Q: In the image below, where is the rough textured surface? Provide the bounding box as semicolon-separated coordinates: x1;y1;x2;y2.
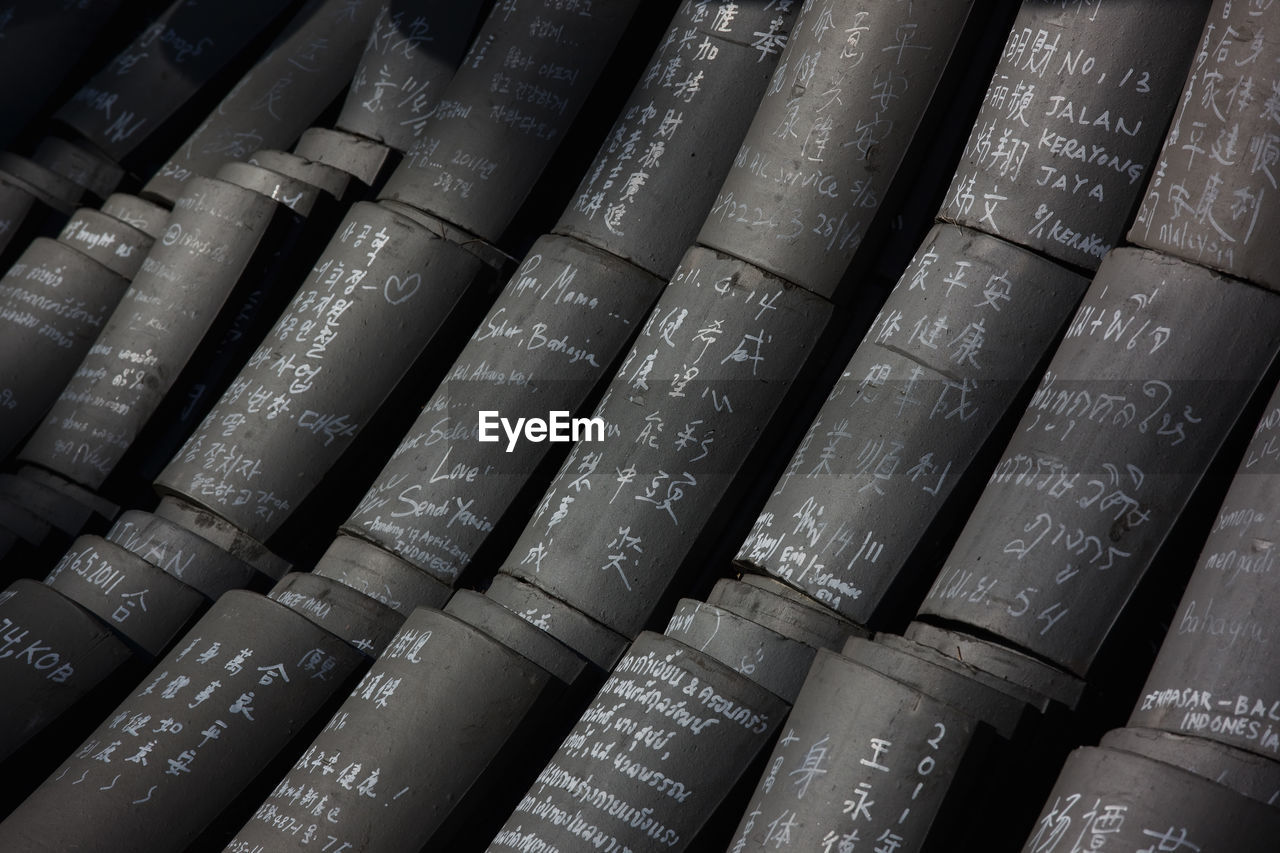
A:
52;0;297;162
841;635;1025;738
483;572;630;672
268;571;404;655
101;194;171;241
1129;382;1280;760
106;509;257;600
0;591;365;853
44;535;205;657
918;249;1280;674
698;0;976;297
292;127;398;187
142;0;385;205
0;239;130;457
377;0;643;241
225;606;555;853
312;532;452;616
1129;1;1280;290
487;631;789;853
1020;746;1280;852
707;577;862;652
502;247;833;637
342;233;664;584
663;597;818;702
555;0;799;278
1101;726;1280;807
937;0;1208;270
735;223;1088;624
445;589;585;685
725;649;978;853
155;201;485;539
334;0;488;153
151;495;289;580
18;176;280;488
0;578;132;762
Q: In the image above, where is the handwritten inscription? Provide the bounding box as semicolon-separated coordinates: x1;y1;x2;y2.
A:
382;0;649;243
336;1;481;152
491;635;783;853
344;236;661;583
226;609;545;852
56;0;298;157
156;204;480;540
1131;1;1280;284
919;249;1280;670
701;0;973;295
60;216;146;269
0;614;77;683
726;655;967;853
565;0;796;246
938;0;1202;267
155;0;380;196
160;208;396;530
502;247;830;635
350;7;439;132
107;518;197;581
19;181;274;489
0;248;118;445
1129;385;1280;756
1136;682;1280;755
234;625;433;853
1025;748;1241;853
8;595;359;852
736;225;1085;622
397;0;607;194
